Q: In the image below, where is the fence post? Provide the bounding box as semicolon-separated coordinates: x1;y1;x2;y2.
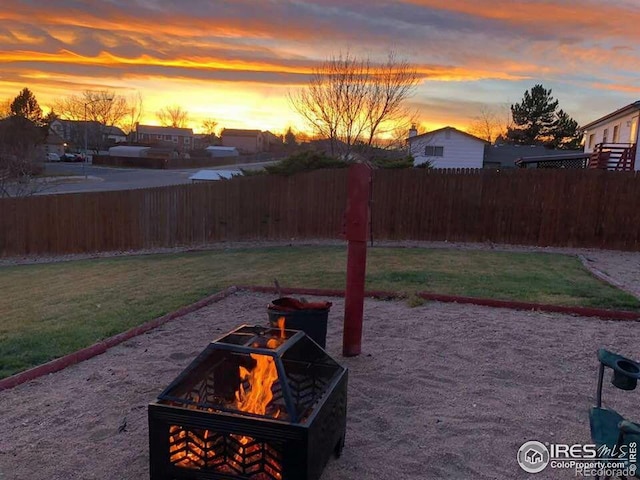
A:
343;163;372;357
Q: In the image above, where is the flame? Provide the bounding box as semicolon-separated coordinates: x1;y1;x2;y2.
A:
266;317;287;349
167;340;284;476
235;353;278;416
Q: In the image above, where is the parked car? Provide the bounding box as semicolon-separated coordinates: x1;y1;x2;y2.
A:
61;153;79;162
46;152;61;162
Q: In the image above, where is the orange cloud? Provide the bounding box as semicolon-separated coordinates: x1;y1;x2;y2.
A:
0;46;534;86
0;49;312;74
591;82;640;94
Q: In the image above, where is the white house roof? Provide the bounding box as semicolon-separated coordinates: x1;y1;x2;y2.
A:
189;169;241;181
407;126;487;144
581;100;640;130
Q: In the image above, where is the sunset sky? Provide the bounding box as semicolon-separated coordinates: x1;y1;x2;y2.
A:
1;0;640;135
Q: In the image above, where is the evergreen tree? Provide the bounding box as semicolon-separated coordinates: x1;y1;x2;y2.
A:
284;127;296;146
506;84;581;149
551;109;582;149
10;88;43;125
507;84;558;145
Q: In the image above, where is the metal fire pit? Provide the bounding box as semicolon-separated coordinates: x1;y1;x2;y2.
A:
148;325;348;480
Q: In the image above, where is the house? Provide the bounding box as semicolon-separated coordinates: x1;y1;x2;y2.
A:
43;130;66;158
132;124;194;151
104;126;127;144
581;101;640;170
50;119;101;151
50;120;126;151
408;126;487;169
262;131;283;150
221;129;283;154
221;129;264;154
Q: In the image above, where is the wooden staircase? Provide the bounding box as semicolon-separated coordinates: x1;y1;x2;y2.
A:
588;143;636;171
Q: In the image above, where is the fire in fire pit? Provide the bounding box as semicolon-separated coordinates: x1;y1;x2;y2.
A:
148;324;348;480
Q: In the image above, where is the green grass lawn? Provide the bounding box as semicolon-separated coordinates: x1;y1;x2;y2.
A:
1;246;638;378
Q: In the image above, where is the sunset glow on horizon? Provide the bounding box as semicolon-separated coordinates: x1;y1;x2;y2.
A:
2;0;640;135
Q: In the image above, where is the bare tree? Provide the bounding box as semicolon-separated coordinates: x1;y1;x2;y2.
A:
467;104;512;144
120;91;144;135
364;54;420;146
56;90;128;125
374;117;415;150
289;52;420;157
55;90;130;151
156;105;190;128
200;118;218;135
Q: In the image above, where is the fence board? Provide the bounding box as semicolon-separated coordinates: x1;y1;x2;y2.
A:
2;169;640;256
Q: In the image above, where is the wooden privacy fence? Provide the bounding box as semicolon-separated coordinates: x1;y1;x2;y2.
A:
0;169;349;256
2;168;640;256
371;168;640;249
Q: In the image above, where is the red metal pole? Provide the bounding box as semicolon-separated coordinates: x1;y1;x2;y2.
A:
343;163;372;357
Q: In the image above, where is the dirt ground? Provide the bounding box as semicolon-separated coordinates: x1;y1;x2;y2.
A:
1;288;640;479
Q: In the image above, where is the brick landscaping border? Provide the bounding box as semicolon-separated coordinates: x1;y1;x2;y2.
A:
415;292;640;321
2;283;639;393
240;285;640;322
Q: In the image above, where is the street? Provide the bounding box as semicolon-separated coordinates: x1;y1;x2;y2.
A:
38;160;276;195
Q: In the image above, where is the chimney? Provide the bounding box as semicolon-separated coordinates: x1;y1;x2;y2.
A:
409;124;418;138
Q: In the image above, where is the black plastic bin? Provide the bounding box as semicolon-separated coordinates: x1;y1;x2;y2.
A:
267;299;331;349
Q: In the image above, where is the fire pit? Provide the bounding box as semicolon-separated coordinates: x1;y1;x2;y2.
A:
148;324;348;480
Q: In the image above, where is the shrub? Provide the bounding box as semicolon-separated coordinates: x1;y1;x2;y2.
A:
263;150;348;176
371;155;414;169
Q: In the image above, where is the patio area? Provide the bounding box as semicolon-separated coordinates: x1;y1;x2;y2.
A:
0;291;638;479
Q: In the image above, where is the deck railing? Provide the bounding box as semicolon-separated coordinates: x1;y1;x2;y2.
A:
588;143;636;171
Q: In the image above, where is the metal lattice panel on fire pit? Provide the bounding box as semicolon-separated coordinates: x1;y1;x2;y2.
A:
157;325;341;422
149;325;348;480
168;425;282;479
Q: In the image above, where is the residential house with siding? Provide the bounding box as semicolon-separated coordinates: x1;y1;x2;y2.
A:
133;124;194;151
50;120;128;151
221;129;264;154
581;101;640;170
221;129;283;154
408;126;488;169
43;130;66;158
